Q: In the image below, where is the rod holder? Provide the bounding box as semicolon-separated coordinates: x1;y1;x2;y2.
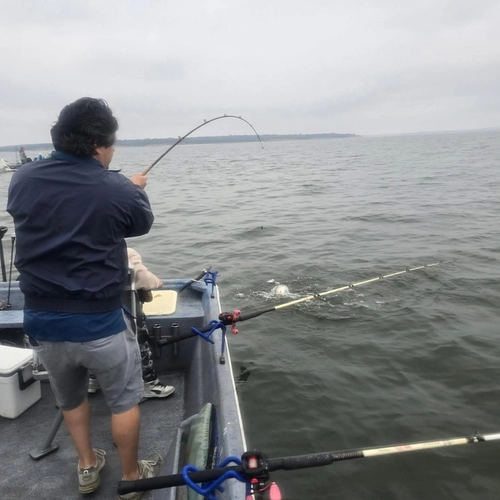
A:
170;323;179;357
153;324;162;358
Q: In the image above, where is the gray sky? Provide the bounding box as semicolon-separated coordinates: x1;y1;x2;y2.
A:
1;0;499;145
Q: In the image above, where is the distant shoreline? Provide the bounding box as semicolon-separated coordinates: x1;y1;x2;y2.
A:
0;132;357;152
1;127;498;152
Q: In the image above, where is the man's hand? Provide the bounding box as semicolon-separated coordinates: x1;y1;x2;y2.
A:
130;173;147;189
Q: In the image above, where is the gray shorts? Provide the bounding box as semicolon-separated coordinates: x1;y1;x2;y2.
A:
29;312;143;414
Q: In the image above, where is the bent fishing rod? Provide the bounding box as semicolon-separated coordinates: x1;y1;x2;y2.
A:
117;429;500;495
142;115;264;175
162;261;447;345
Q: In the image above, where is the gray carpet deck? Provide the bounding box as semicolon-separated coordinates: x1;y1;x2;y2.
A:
0;371;186;500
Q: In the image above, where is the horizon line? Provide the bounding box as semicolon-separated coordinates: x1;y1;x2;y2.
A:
0;126;498;151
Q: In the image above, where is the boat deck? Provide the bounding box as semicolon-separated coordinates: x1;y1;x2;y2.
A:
0;280;247;500
0;368;187;500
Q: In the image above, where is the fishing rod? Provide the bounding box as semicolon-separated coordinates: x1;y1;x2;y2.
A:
239;261;444;317
142;115;264;175
117;429;500;495
162;261;446;345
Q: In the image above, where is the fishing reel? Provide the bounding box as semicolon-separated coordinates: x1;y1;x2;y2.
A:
179;450;281;500
241;451;282;499
218;310;241;334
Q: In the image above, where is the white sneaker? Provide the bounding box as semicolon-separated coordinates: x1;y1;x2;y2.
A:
143;379;175;398
88;375;100;394
78;448;106;494
118;453;163;500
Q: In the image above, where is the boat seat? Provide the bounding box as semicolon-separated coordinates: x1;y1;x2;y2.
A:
0;310;24;329
142;290;177;316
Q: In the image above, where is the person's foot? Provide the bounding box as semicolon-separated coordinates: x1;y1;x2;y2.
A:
143;379;175;398
119;453;163;500
88;375;100;394
78;448;106;494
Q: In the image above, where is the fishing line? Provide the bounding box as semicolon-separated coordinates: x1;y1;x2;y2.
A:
142;115;264;175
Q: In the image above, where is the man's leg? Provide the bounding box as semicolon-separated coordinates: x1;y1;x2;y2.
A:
84;313;150;480
28;340;97;469
62;397;96;468
112;405;141;480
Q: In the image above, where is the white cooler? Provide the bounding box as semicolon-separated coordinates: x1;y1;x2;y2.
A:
0;345;41;419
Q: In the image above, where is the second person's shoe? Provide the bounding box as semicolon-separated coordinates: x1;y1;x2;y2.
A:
143;379;175;398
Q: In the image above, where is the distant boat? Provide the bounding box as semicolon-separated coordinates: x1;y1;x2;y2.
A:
0;158;21;172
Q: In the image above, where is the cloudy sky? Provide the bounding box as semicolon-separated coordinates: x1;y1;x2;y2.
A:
1;0;499;145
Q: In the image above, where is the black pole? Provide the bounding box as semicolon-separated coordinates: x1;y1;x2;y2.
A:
0;227;7;282
6;234;15;308
178;268;210;295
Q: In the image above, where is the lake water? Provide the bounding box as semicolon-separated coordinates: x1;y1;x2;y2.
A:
1;131;499;499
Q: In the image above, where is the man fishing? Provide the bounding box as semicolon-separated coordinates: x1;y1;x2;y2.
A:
7;97;162;499
19;146;29;164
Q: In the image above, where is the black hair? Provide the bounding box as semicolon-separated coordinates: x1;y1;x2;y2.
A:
50;97;118;157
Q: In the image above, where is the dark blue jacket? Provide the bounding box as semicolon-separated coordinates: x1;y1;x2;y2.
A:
7;152;154;313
